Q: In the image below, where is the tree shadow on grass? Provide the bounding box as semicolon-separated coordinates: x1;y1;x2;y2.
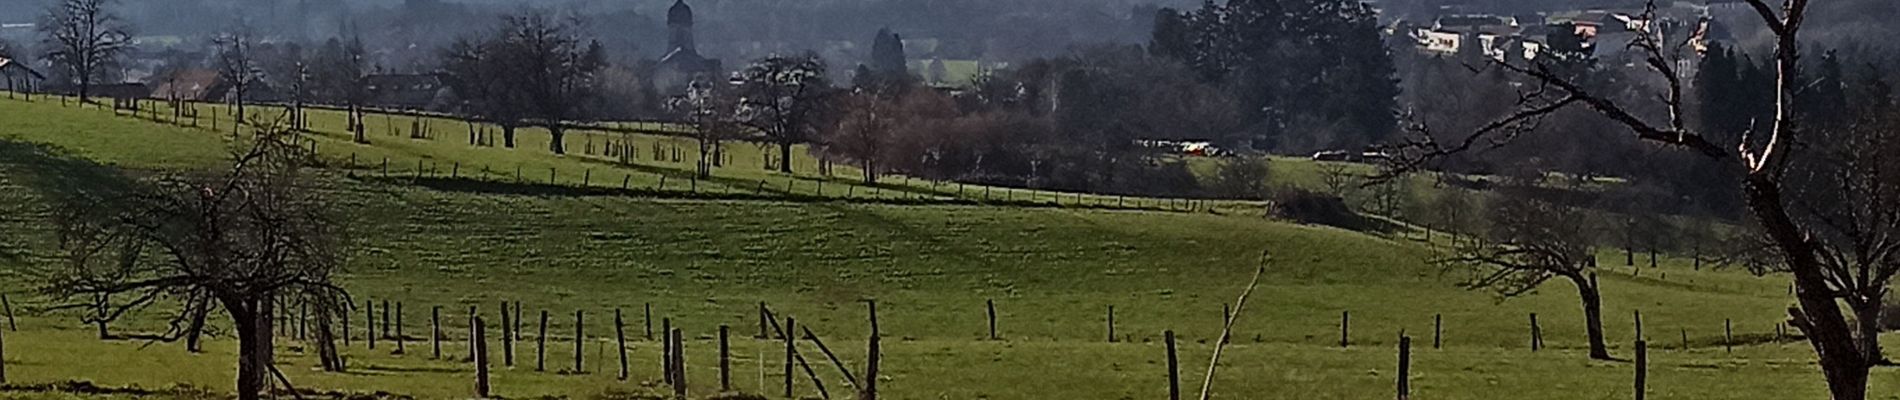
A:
0;139;143;207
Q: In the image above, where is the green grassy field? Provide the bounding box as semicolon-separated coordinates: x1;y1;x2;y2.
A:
0;94;1892;399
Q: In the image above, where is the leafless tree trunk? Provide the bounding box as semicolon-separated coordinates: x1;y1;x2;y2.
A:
1384;1;1894;397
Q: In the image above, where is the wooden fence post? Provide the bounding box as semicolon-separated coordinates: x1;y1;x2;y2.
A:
432;306;442;359
868;300;880;337
673;327;688;400
575;310;585;373
616;309;629;381
862;332;880;400
537;310;548;372
1166;330;1180;400
1341;311;1351;348
784;317;797;398
1398;334;1411;400
645;303;654;341
1107;305;1116;343
475;316;490;398
1634;309;1644;340
663;317;674;384
1530;313;1543;351
720;325;732;392
395;302;405;354
467;306;478;361
1681;328;1689;350
1724;319;1732;353
1433;314;1442;349
3;294;14;331
987;299;998;341
366;300;376;349
382;300;391;340
502;301;513;366
1635;340;1648;400
1222;303;1232;345
0;322;7;384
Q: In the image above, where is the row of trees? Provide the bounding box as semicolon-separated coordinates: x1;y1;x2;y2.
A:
438;12;607;154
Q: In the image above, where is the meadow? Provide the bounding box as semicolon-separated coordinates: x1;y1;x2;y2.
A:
0;94;1890;399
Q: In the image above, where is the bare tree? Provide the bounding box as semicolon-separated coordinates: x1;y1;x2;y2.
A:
46;120;349;400
826;87;900;185
736;54;833;174
670;79;741;179
38;0;132;104
1384;1;1900;397
1437;179;1612;360
214;25;262;138
311;37;369;143
441;12;603;154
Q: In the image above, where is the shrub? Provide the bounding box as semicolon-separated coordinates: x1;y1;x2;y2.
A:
1272;189;1381;232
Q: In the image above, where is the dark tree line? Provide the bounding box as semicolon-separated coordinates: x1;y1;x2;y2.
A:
1151;0;1400;153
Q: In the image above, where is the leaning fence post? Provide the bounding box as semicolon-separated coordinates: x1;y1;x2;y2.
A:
987;299;998;340
862;331;880;400
1724;319;1732;353
1166;330;1180;400
868;300;880;337
2;294;14;331
616;309;629;381
1222;303;1232;345
1397;333;1412;400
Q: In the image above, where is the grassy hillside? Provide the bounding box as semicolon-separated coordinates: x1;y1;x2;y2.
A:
0;94;1885;399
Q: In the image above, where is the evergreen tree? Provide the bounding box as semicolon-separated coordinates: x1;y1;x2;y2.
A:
871;28;907;78
1148;7;1191;62
1171;0;1398;151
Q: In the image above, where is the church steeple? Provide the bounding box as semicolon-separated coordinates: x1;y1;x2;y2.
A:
667;0;696;53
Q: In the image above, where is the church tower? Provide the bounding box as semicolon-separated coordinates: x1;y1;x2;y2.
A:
668;0;697;54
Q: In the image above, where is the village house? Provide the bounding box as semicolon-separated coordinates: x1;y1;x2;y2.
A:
0;56;45;94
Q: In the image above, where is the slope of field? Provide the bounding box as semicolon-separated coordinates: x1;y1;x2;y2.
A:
0;94;1887;399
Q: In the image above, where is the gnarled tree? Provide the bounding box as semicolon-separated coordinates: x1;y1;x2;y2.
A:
1437;178;1611;360
38;0;131;104
46;122;349;400
735;54;832;174
1384;1;1900;398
